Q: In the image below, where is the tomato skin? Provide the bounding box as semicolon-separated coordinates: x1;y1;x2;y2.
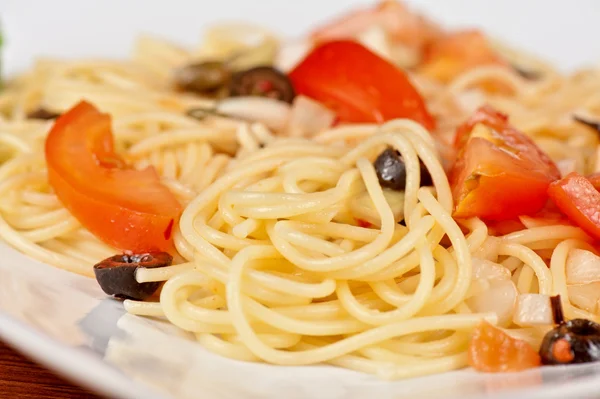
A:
469;321;541;372
486;219;526;236
45;101;182;253
548;172;600;240
289;40;436;130
311;0;441;52
420;30;506;84
450;106;560;220
587;172;600;192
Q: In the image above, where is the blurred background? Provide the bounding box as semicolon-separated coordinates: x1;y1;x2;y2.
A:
2;0;600;75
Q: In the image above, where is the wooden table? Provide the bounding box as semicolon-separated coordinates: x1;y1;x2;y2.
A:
0;340;104;399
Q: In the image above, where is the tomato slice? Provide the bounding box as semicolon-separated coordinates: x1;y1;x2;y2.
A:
45;101;182;253
548;172;600;240
450;106;560;220
288;40;436;130
420;30;506;84
310;0;441;52
468;321;541;372
587;172;600;192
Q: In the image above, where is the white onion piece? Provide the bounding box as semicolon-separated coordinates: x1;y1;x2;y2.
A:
472;258;511;281
390;43;421;69
455;90;486;114
513;294;553;326
466;279;491;299
286;96;336;138
566;248;600;285
466;279;518;326
556;158;577;177
567;282;600;313
275;40;312;72
216;97;291;131
357;26;393;61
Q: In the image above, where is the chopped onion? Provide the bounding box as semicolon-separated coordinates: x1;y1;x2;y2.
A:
390;43;421;69
216;97;291;131
566;248;600;284
275;40;312;72
466;279;518;326
513;294;553;326
357;26;393;61
471;258;511;281
567;282;600;313
455;90;486;114
556;158;577;177
286;96;336;138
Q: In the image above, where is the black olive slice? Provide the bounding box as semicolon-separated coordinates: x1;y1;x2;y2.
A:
27;108;60;120
419;162;433;187
550;294;565;325
539;319;600;365
174;61;231;94
374;148;433;191
512;64;542;80
229;66;295;103
574;115;600;136
93;252;173;300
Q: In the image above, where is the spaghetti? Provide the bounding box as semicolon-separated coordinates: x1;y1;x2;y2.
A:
1;0;600;379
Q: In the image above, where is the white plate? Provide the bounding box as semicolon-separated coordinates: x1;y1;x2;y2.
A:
2;1;600;398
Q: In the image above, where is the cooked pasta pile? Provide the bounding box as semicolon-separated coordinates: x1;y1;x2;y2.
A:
2;1;600;379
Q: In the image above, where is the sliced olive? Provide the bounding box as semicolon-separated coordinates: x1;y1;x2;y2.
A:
574;115;600;136
539;319;600;365
27;108;60;120
93;252;173;300
229;66;295;103
551;294;565;325
174;61;231;94
512;64;541;80
374;148;433;191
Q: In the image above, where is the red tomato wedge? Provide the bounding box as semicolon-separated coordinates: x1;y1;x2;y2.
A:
449;106;560;220
311;0;441;52
420;30;506;84
587;172;600;192
288;40;436;130
45;101;182;253
468;321;541;372
548;172;600;240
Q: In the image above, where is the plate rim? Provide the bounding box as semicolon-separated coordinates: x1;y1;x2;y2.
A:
0;309;168;399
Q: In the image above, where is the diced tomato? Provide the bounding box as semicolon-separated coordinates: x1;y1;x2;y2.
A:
468;321;541;372
449;106;560;220
420;30;506;84
311;0;441;52
289;40;435;130
548;172;600;240
45;101;182;253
